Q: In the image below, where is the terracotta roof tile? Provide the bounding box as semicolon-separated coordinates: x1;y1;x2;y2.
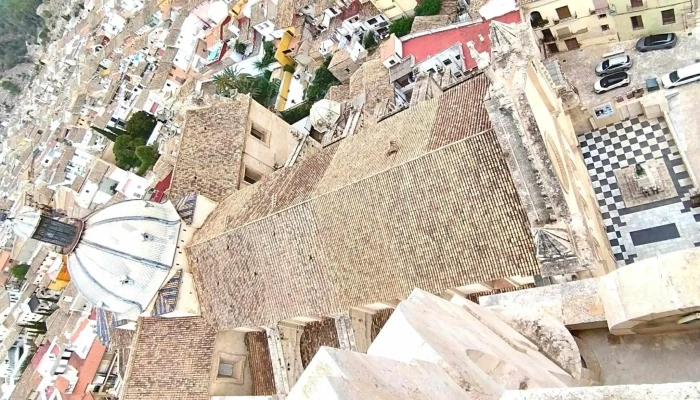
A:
187;75;540;330
299;318;339;368
348;59;393;118
169;97;251;202
122;317;216;400
245;332;276;396
410;15;452;34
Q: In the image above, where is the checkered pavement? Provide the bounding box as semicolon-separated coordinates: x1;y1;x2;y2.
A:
578;116;681;264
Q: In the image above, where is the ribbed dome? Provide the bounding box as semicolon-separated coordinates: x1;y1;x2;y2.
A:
9;207;41;240
67;200;181;315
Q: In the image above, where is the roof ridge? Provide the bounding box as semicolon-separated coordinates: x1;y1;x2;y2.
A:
191;127;495;247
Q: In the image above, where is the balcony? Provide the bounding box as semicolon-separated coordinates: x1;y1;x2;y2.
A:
627;1;647;12
590;6;609;15
552;12;577;26
531;18;550;29
558;27;589;40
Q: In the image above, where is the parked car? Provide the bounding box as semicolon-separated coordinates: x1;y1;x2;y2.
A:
636;33;677;52
661;62;700;88
595;55;632;76
594;72;630;94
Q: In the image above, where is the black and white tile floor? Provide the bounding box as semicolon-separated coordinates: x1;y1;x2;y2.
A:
579;116;699;265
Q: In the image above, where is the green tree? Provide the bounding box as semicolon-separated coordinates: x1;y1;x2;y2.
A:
0;80;20;95
135;145;159;176
11;263;29;280
389;18;414;37
113;135;145;170
213;67;281;107
414;0;441;16
363;31;377;50
125;111;157;140
214;67;253;96
281;102;312;124
305;57;340;102
91;126;118;142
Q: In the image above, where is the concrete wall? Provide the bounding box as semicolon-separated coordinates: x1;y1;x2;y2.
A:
240;101;297;186
609;0;693;41
525;0;619;52
598;247;700;335
574;328;700;385
526;59;617;275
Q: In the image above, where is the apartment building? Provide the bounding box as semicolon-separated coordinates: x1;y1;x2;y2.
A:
523;0;620;54
608;0;693;40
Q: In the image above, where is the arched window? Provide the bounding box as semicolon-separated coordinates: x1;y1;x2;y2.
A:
530;11;546;28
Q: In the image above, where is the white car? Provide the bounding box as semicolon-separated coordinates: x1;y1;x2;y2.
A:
661;62;700;88
594;72;630;94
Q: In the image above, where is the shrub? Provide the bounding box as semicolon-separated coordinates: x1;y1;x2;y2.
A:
12;264;29;280
305;57;340;102
389;18;414;37
415;0;441;16
363;30;378;49
234;40;247;54
281;102;312;124
283;63;296;74
0;80;20;95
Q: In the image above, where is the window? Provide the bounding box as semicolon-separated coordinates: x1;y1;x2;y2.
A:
555;6;572;20
243;167;263;185
630;15;644;30
442;59;452;65
598;14;607;19
601;24;610;31
661;9;675;25
630;0;643;8
250;126;268;143
388;59;396;65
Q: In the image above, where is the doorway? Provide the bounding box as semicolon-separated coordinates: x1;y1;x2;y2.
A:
565;38;580;50
547;43;559;54
542;28;555;42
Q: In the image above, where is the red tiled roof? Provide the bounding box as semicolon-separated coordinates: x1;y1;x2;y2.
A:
401;11;521;69
150;171;173;202
70;340;107;399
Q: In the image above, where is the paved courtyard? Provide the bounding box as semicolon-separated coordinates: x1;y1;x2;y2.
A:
555;33;700;108
579;115;700;266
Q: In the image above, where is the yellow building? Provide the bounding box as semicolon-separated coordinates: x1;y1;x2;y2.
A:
369;0;417;21
608;0;693;40
524;0;619;54
48;257;71;291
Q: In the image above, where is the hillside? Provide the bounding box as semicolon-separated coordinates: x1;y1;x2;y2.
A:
0;0;43;72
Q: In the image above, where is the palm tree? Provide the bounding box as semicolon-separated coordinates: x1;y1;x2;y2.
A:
253;59;268;72
213;67;253;95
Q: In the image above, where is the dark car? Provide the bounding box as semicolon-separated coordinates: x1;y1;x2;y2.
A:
636;33;677;52
594;71;630;94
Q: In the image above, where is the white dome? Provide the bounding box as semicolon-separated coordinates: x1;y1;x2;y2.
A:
310;99;342;133
67;200;182;314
